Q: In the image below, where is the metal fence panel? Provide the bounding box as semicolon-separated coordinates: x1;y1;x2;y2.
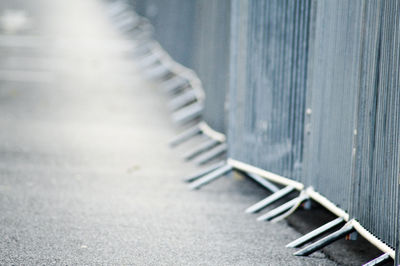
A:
132;0;229;134
132;0;196;68
351;0;400;250
191;0;231;134
302;0;363;211
130;0;400;258
228;0;311;181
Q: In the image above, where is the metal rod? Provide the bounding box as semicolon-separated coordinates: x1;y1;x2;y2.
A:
143;64;170;80
245;186;295;213
294;221;355;256
168;90;197;111
244;172;280;193
183;161;226;182
161;76;189;94
189;164;233;190
269;192;309;223
171;102;203;125
183;139;219;161
168;124;201;147
137;52;161;69
362;253;391;266
194;143;227;165
198;122;226;142
257;195;307;222
286;217;345;248
228;159;304;190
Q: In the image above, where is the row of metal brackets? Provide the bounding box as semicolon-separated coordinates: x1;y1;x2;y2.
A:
108;2;229;164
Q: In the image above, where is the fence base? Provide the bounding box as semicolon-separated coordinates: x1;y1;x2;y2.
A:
286;217;345;248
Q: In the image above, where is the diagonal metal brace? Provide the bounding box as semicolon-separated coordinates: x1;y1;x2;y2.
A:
362;253;391;266
172;102;203;125
286;217;345;248
193;143;227;165
183;139;220;161
168;90;197;111
169;124;201;147
294;220;355;256
245;186;295;214
257;192;309;222
143;64;170;80
161;76;189;94
183;161;226;182
244;172;280;193
189;164;232;190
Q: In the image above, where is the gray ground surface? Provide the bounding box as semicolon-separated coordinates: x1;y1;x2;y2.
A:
0;0;369;265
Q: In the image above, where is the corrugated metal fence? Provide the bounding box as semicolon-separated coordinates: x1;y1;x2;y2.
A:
228;0;310;182
112;0;400;263
132;0;229;134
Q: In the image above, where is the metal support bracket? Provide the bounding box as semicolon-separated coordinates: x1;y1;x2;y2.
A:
294;220;355;256
193;143;227;165
168;90;197;111
161;75;189;94
245;186;295;213
362;253;391;266
143;63;170;80
189;164;233;190
171;102;203;125
183;161;226;182
286;217;345;248
244;172;280;193
183;139;220;161
169;124;201;147
257;192;309;222
137;52;161;69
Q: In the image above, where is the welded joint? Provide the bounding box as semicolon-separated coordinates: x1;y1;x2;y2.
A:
269;190;310;223
256;190;309;222
198;122;226;142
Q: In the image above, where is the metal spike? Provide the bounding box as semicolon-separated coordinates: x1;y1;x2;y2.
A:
294;221;355;256
183;161;226;182
189;164;233;190
286;217;345;248
245;186;295;213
